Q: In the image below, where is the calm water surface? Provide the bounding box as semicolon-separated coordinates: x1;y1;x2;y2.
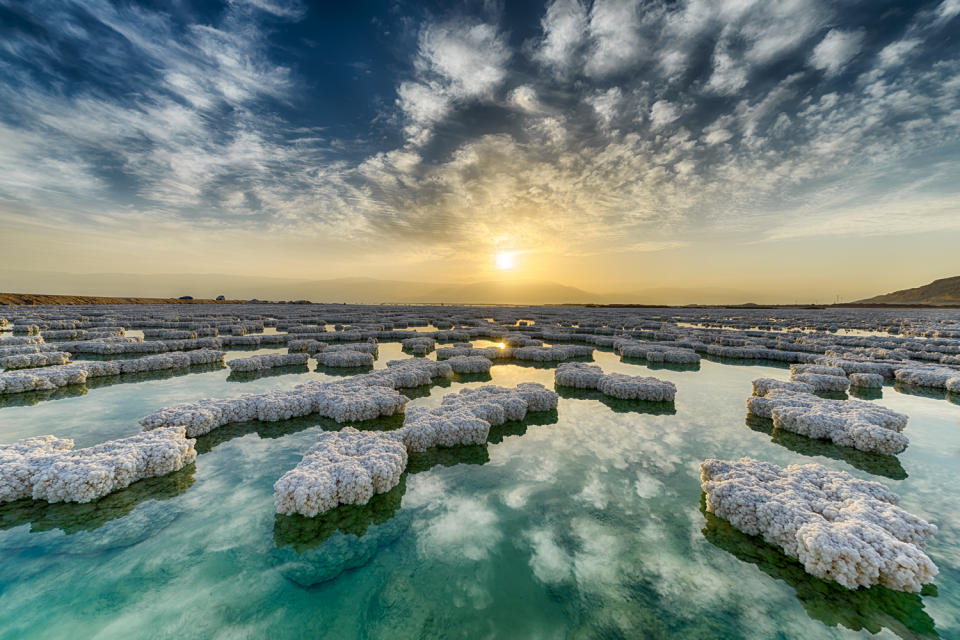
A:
1;341;958;639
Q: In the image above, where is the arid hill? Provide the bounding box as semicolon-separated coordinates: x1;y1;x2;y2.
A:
856;276;960;306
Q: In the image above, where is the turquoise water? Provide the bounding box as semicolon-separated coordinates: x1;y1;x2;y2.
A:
1;342;959;639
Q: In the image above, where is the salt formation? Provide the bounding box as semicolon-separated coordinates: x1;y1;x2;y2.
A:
791;372;851;393
227;353;309;372
140;374;418;436
849;373;884;388
0;350;224;395
1;427;196;503
513;345;593;361
0;351;71;370
401;337;436;355
554;362;606;389
751;378;815;396
555;363;676;402
614;339;700;364
273;428;407;516
747;388;908;455
444;355;492;374
894;366;960;391
315;350;375;367
700;458;938;592
273;383;558;516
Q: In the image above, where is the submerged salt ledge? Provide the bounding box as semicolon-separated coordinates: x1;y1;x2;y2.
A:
555;362;676;402
274;383;558;516
700;458;938;592
748;387;909;455
1;427;196;504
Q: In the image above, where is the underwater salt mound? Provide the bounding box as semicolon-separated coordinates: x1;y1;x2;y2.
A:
747;388;908;455
227;353;309;372
700;457;937;592
1;427;196;504
274;428;407;517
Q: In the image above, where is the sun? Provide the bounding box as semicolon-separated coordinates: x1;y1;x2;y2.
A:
495;251;515;270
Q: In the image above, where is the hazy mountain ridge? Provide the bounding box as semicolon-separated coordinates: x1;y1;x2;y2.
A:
857;276;960;306
0;270;758;305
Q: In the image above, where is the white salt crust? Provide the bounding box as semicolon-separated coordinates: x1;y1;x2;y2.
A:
274;428;407;516
790;372;852;393
227;353;309;372
554;363;676;402
444;355;493;374
315;350;375;367
747;388;909;455
1;427;196;504
140;359;453;436
849;373;884;388
0;350;225;394
0;351;71;370
273;383;558;516
701;458;937;592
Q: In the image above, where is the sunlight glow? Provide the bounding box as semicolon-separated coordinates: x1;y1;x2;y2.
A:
495;252;515;270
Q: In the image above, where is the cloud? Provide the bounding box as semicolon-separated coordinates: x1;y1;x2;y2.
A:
809;29;865;77
1;0;959;272
533;0;588;73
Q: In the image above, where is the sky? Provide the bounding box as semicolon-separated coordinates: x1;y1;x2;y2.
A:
1;0;959;303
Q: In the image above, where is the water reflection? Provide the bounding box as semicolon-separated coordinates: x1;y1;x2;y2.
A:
849;386;884;401
555;387;677;415
744;414;907;479
193;413;405;454
274;412;560;552
895;384;960;406
313;364;374;377
0;464;196;535
700;497;938;639
620;356;700;372
226;364;309;383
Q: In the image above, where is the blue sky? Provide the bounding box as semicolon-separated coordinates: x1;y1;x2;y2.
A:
1;0;959;300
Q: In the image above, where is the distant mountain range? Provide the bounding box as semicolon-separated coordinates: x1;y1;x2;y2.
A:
0;270;756;305
856;276;960;306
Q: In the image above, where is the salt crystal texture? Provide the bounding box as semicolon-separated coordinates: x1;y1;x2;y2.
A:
701;457;937;592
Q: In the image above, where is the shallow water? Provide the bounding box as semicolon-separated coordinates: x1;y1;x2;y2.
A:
1;342;959;639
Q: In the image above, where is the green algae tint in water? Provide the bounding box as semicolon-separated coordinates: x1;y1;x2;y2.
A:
1;346;959;639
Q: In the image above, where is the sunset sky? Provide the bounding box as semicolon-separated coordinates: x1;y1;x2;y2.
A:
1;0;959;302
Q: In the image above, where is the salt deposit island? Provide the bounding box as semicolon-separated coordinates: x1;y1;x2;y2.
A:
3;302;959;603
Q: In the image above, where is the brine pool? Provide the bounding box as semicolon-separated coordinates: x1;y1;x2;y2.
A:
1;342;959;639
